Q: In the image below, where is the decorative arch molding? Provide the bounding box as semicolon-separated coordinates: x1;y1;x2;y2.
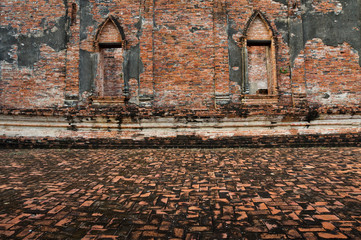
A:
240;11;278;102
243;11;276;38
94;16;126;50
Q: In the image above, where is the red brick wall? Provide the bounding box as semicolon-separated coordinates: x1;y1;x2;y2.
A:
1;46;66;108
312;0;342;14
151;0;215;108
0;0;67;108
1;0;65;34
0;0;360;114
304;39;361;106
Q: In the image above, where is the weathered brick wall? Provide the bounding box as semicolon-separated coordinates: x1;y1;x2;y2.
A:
304;39;361;106
1;46;66;108
0;0;67;108
151;0;215;108
0;0;360;117
312;0;343;14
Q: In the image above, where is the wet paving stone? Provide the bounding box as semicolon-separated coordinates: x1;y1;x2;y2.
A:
0;148;361;239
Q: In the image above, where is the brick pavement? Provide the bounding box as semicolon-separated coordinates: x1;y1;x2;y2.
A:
0;148;360;239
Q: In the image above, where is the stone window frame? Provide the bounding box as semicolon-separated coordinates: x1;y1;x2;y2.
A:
93;16;128;105
239;11;278;104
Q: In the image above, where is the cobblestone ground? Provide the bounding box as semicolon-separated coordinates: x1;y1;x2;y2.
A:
0;148;361;240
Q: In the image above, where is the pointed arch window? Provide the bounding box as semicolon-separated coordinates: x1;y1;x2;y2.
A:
94;16;127;102
241;11;277;98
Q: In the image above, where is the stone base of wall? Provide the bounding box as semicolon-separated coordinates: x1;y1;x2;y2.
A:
1;114;360;148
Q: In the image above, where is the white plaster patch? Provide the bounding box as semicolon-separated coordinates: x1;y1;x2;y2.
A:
334;2;343;15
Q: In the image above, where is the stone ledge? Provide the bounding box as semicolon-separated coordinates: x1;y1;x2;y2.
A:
91;97;126;105
1;114;360;137
241;95;278;105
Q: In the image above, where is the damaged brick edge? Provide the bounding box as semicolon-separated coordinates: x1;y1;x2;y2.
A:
1;133;360;149
0;104;360;120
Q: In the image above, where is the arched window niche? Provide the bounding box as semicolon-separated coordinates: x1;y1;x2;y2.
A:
240;11;278;103
93;16;128;105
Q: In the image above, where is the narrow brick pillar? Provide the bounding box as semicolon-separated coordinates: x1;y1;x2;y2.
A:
288;0;307;106
138;0;155;106
65;1;81;106
213;0;231;105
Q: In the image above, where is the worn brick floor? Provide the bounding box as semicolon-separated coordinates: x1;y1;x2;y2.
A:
0;148;360;239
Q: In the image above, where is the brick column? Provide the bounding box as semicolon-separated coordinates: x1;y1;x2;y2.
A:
138;0;155;106
288;0;307;106
64;0;81;106
213;0;230;105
